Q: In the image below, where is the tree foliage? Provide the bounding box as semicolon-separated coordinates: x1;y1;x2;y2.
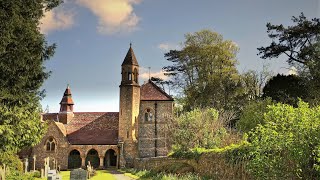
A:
258;13;320;66
163;29;242;113
236;98;273;133
246;101;320;179
258;13;320;104
0;0;60;106
262;74;309;106
0;0;61;156
170;108;241;151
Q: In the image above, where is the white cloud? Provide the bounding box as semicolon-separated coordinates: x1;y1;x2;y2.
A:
288;66;297;75
76;0;141;34
158;42;180;52
139;67;169;81
40;8;75;34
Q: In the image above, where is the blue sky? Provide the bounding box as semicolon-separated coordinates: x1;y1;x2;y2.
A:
40;0;319;112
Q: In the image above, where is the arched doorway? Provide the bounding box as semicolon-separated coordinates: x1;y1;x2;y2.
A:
85;149;100;168
68;150;81;169
104;149;117;167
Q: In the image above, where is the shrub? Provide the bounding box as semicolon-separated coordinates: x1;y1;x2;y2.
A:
246;101;320;179
236;98;273;132
0;152;23;172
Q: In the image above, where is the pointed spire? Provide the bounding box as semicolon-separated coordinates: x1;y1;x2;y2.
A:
60;84;74;110
122;43;139;66
59;85;74;124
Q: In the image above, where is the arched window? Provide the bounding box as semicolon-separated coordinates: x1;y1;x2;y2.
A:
144;108;153;121
134;68;138;83
128;68;132;81
46;137;56;152
68;150;81;169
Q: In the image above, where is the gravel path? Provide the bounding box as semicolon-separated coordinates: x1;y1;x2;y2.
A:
109;169;135;180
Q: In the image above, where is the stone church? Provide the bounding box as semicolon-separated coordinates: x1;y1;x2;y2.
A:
27;45;174;170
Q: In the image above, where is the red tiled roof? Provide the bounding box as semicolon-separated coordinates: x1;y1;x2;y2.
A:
140;80;174;101
42;112;119;145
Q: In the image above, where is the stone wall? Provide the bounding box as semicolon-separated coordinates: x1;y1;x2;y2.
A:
134;153;250;180
138;101;173;158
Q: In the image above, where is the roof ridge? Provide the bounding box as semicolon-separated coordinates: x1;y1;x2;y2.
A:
148;80;174;100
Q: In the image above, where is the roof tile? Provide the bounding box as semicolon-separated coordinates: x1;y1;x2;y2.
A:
140;80;174;101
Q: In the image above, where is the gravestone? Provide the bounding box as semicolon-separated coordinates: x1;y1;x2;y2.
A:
47;170;56;180
0;164;6;180
41;169;44;178
70;169;87;180
33;156;36;171
24;158;29;173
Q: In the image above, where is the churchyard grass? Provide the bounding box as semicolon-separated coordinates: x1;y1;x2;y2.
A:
35;170;115;180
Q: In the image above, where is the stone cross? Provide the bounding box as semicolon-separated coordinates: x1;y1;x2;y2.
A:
24;158;29;173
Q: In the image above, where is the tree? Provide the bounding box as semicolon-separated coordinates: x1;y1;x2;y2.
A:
236;98;273;133
0;0;61;157
262;74;309;106
258;13;320;104
150;77;173;95
163;29;241;114
258;13;320;67
240;64;273;100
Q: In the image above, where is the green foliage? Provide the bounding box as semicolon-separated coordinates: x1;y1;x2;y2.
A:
122;168;211;180
0;104;47;153
258;13;320;105
0;0;61;106
236;98;273;132
6;170;35;180
262;74;309;106
258;13;320;66
170;141;250;161
163;29;241;113
246;101;320;179
171;108;228;151
0;0;59;156
0;152;23;172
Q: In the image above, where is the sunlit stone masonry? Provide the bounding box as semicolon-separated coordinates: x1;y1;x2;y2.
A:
19;44;174;170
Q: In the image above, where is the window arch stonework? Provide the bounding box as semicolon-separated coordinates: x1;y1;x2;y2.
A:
45;137;56;152
144;108;154;122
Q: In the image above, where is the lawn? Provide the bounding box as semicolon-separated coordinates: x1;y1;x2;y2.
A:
35;170;115;180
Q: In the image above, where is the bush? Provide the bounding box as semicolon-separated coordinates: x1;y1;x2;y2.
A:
6;170;34;180
0;152;23;172
236;98;273;132
246;101;320;179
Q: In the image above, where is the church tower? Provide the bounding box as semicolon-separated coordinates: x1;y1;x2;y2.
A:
119;44;140;167
58;85;74;124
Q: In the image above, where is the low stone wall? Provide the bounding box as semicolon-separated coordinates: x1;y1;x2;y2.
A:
134;153;250;180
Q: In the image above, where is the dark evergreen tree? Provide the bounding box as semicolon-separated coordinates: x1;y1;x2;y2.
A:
0;0;61;155
262;74;309;106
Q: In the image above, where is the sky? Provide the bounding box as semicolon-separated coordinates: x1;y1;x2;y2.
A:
40;0;319;113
